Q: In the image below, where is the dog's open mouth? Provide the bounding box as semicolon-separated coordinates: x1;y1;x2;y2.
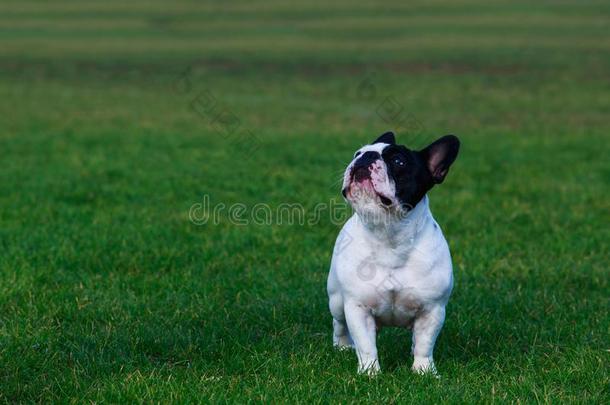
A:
378;194;392;206
345;175;393;207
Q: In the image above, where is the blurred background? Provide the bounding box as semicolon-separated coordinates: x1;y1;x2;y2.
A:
1;0;608;402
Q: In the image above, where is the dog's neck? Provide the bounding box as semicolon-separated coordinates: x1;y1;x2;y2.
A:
356;195;430;250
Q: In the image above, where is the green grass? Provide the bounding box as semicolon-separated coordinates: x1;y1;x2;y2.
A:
0;0;609;402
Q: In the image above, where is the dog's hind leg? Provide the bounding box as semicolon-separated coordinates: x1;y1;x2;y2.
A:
333;318;354;350
329;291;354;349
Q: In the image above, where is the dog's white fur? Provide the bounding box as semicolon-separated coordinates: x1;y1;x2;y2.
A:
327;142;453;375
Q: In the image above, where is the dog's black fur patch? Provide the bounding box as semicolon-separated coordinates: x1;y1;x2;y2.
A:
379;133;460;209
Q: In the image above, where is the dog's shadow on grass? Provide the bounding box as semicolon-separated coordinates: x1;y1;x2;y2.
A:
374;319;518;374
214;295;501;373
111;276;565;376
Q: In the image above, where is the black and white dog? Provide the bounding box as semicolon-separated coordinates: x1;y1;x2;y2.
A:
327;131;460;375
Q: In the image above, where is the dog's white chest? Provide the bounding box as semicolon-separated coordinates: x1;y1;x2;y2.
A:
347;259;428;328
368;275;423;328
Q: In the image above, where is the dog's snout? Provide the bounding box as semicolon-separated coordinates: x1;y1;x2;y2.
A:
353;167;370;182
351;151;380;182
354;151;380;169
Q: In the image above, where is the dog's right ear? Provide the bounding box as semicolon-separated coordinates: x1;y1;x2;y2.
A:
373;131;396;145
419;135;460;184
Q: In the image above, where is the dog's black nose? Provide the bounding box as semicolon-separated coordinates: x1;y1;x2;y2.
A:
353;166;370;182
352;151;380;182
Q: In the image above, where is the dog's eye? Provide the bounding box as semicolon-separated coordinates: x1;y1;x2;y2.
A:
393;156;405;166
354;151;362;158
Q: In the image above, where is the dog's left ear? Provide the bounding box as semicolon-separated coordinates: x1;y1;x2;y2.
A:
373;131;396;145
419;135;460;184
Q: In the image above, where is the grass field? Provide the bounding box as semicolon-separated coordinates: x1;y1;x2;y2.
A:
1;0;609;402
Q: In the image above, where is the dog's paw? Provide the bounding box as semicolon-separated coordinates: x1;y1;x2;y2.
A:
333;335;355;351
411;357;440;378
358;360;381;377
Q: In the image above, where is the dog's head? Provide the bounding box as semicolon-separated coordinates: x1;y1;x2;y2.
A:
342;131;460;219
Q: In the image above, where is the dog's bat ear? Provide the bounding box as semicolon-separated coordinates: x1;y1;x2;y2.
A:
373;131;396;145
419;135;460;184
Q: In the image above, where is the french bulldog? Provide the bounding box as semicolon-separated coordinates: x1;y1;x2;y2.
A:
327;131;460;375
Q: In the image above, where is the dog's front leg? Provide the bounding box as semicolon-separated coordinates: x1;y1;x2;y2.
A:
411;305;445;376
344;301;379;375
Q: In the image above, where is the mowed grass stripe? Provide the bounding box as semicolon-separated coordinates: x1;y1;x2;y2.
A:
0;12;610;29
1;35;608;59
1;14;609;28
1;20;609;40
0;1;609;19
